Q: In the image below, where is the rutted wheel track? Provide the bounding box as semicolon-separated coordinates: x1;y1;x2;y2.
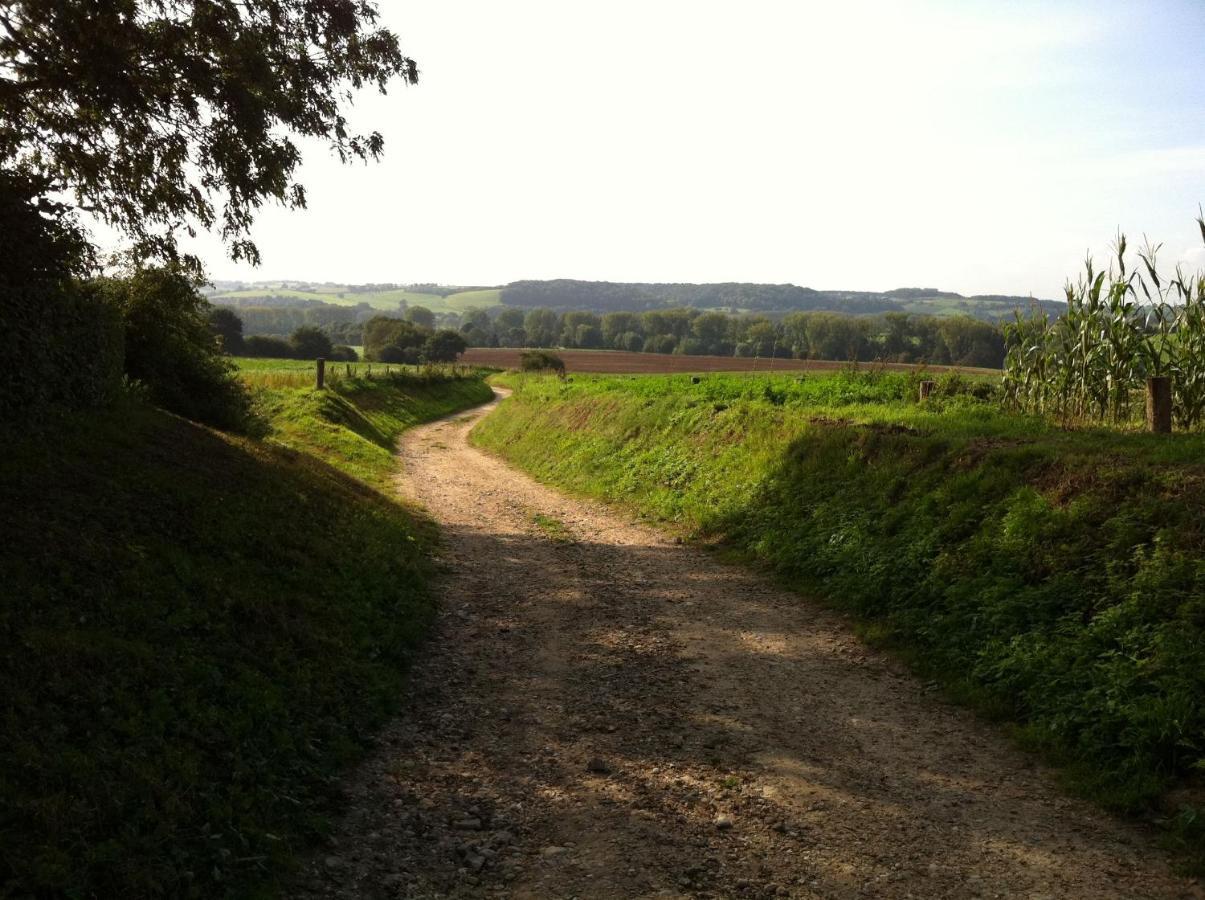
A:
293;390;1200;899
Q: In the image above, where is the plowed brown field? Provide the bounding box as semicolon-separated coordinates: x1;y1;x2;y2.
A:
460;347;998;375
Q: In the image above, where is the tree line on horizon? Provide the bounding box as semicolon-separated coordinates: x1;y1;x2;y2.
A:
461;307;1007;367
217;304;1007;368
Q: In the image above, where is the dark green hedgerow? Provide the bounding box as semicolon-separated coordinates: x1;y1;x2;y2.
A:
0;374;492;898
473;371;1205;862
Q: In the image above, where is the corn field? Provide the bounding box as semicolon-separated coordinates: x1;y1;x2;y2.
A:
1003;214;1205;429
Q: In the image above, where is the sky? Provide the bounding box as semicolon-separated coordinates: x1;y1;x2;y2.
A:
155;0;1204;298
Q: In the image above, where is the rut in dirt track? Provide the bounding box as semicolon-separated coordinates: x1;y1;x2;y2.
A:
294;390;1201;900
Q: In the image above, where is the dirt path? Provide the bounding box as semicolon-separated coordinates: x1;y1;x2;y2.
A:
294;391;1201;900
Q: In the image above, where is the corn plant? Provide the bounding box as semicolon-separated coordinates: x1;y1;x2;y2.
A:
1003;213;1205;429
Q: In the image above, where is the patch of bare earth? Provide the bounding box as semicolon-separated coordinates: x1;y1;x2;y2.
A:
292;391;1201;900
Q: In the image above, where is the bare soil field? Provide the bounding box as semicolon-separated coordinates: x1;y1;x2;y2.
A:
292;391;1201;900
460;348;998;376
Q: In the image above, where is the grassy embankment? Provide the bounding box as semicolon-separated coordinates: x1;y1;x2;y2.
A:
473;370;1205;864
0;366;492;897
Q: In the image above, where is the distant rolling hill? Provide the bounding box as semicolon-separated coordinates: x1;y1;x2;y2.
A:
205;281;501;314
498;280;1062;322
206;279;1059;322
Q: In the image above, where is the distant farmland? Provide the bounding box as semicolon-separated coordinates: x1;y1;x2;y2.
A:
461;347;1000;375
209;286;503;314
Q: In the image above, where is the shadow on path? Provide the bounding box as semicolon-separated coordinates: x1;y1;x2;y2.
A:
291;394;1200;900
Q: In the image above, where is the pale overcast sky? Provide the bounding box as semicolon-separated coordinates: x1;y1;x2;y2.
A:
172;0;1203;298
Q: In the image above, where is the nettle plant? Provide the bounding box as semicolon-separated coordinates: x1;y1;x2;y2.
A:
1003;213;1205;428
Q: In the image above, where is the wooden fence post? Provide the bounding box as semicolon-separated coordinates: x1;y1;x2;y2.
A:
316;357;325;390
919;380;935;402
1146;376;1172;433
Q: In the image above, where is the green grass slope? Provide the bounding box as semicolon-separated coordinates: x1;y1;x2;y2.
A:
0;374;491;898
251;372;493;490
473;371;1205;863
441;288;502;311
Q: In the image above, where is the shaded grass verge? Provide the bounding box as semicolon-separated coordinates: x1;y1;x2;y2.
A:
0;373;492;897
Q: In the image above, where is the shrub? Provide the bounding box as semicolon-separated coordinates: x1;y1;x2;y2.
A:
519;350;565;373
0;281;125;420
377;344;417;364
363;316;430;361
100;266;255;432
243;335;297;358
621;331;644;352
425;329;468;362
329;344;359;362
291;324;333;359
642;334;677;354
0;170;124;420
208;307;244;354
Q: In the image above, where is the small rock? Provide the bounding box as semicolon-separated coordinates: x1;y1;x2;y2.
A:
586;757;612;775
540;846;569;857
714;814;734;830
466;854;486;871
454;818;483;831
324;855;343;870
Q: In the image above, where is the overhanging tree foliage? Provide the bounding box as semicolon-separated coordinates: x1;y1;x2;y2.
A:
0;0;416;270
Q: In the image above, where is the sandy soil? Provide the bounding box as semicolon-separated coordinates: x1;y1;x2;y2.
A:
292;390;1201;900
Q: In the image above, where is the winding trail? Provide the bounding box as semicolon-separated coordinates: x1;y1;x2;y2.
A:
295;391;1201;900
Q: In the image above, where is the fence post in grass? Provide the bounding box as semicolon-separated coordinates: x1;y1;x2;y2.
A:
316;357;325;390
1146;376;1172;433
919;380;935;402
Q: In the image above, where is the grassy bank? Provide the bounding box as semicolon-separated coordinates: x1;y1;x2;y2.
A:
248;368;493;490
473;370;1205;861
0;372;491;897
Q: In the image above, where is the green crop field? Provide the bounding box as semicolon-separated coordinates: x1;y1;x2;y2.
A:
473;370;1205;866
210;285;502;314
440;288;502;311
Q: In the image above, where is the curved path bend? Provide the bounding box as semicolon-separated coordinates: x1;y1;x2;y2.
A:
296;390;1201;900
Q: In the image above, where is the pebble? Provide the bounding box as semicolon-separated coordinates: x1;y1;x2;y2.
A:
586;756;612;774
715;814;734;830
